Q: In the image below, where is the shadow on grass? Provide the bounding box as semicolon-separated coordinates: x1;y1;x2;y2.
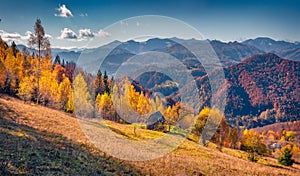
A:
0;108;140;175
265;163;285;169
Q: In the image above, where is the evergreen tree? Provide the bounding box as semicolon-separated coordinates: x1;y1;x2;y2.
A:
94;69;104;96
278;147;294;166
103;70;109;93
54;55;61;65
11;41;17;57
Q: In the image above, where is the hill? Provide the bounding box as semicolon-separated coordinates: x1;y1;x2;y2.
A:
0;94;139;175
243;37;300;61
1;94;300;175
280;48;300;61
224;53;300;127
194;53;300;128
243;37;298;53
210;40;265;65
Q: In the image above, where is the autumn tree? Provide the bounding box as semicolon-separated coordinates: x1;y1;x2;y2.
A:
216;116;230;150
18;75;35;102
285;131;295;141
137;92;150;116
28;19;50;104
53;62;66;84
3;47;20;93
128;84;139;112
151;95;164;113
57;76;73;112
39;56;57;106
192;107;210;136
96;92;114;120
164;106;172;131
241;129;269;161
0;60;6;91
73;73;93;117
229;128;239;149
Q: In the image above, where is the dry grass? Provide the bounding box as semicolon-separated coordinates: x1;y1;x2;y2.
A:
0;94;300;175
0;94;139;175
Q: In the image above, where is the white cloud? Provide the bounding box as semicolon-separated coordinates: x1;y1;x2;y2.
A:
57;28;77;40
95;29;111;37
79;13;88;17
57;28;110;41
0;30;51;45
79;28;94;39
55;4;73;18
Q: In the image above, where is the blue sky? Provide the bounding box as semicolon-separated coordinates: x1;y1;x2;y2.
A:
0;0;299;48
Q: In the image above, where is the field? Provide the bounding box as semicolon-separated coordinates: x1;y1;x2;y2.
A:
1;94;300;175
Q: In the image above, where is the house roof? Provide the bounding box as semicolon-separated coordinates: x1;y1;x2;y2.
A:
146;111;165;125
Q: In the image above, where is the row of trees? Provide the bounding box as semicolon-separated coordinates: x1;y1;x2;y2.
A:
0;19;75;112
94;75;181;128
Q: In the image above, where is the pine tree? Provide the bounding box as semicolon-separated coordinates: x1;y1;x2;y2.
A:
103;70;109;93
54;55;61;65
11;41;17;57
278;146;294;166
94;69;104;96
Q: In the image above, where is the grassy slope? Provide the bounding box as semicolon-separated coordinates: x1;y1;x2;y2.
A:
0;95;139;175
0;95;300;175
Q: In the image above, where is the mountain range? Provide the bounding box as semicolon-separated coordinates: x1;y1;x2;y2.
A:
15;37;300;128
17;37;300;68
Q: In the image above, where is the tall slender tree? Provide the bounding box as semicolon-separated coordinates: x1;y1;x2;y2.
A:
28;19;50;104
94;69;104;96
103;70;109;93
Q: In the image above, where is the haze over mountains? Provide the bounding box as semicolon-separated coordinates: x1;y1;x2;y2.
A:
15;37;300;128
16;37;300;66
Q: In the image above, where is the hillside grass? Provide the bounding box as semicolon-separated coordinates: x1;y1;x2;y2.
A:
0;94;300;175
0;95;139;175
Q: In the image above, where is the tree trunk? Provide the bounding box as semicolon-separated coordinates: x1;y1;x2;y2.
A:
134;124;136;136
37;44;41;104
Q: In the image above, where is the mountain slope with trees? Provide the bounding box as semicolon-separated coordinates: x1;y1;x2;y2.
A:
221;53;300;128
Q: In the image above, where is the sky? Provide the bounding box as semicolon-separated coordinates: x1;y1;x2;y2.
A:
0;0;300;48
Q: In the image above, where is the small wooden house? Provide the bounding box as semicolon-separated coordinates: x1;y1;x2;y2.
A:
146;111;165;130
